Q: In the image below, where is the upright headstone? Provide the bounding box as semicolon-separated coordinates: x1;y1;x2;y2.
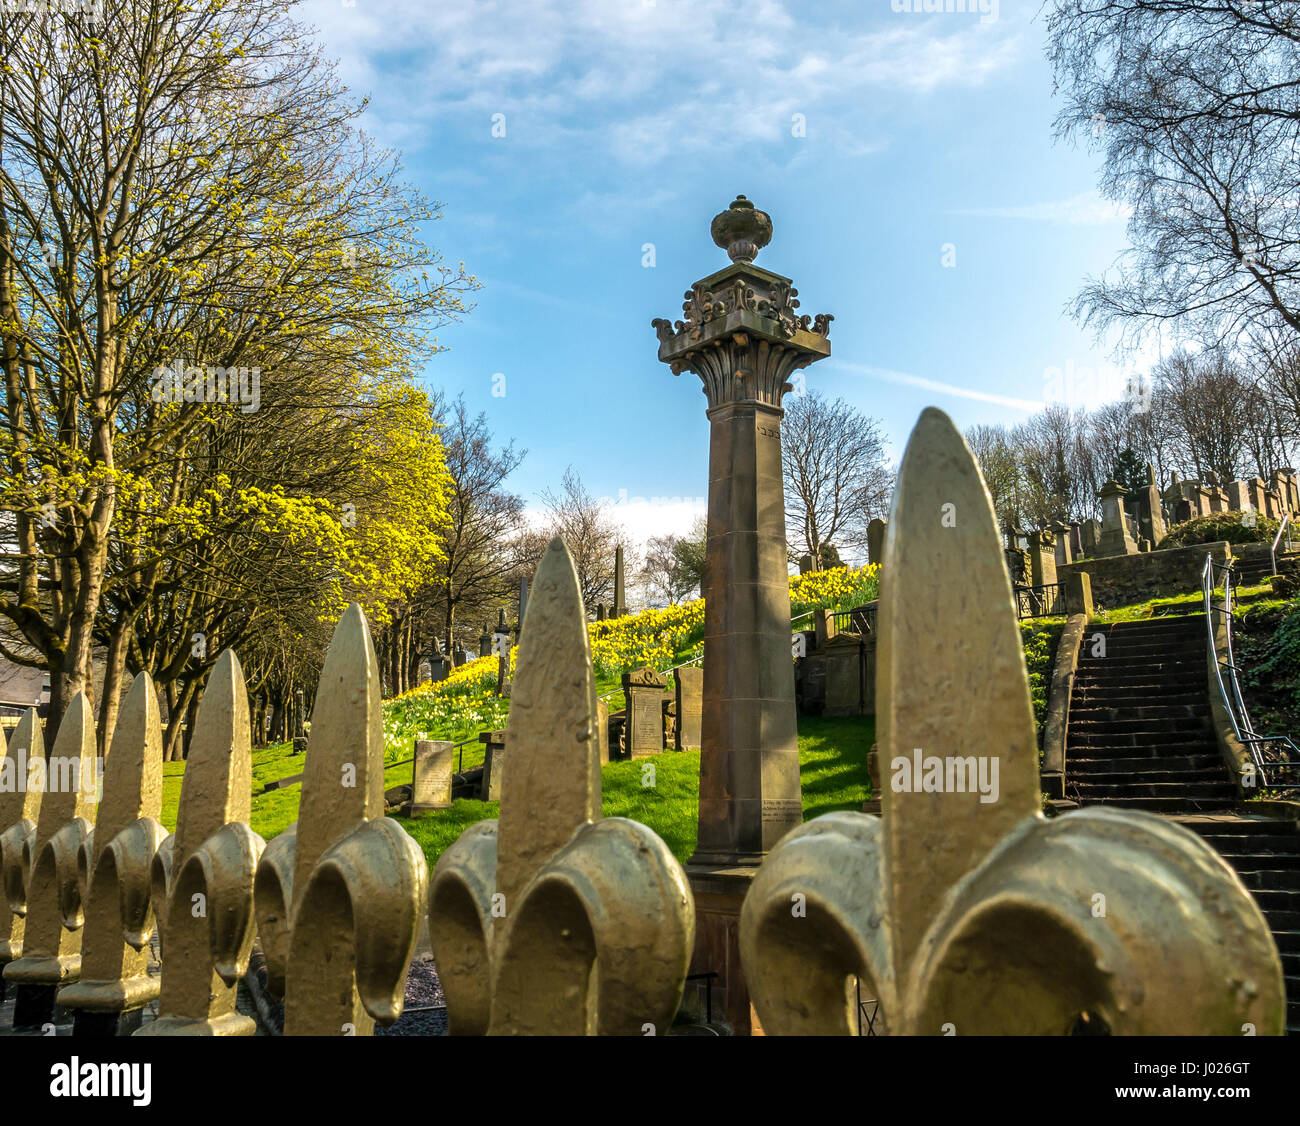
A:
408;739;453;815
675;666;703;751
596;603;607;621
1227;479;1252;513
595;697;610;765
867;518;887;567
480;729;507;801
479;625;493;658
1027;529;1057;586
1175;498;1192;523
1097;481;1138;557
622;666;668;757
1249;477;1269;516
430;653;448;682
1050;521;1073;566
1069;520;1083;559
798;553;814;574
293;686;308;752
613;546;626;618
1082;518;1101;557
1139;464;1167;547
654;194;829;1033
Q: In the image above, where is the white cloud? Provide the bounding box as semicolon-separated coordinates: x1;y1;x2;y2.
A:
297;0;1022;162
950;190;1133;226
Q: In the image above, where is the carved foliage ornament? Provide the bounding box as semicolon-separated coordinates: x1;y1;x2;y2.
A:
652;278;833;349
740;407;1285;1035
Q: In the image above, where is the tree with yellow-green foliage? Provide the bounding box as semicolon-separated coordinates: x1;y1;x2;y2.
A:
0;0;474;746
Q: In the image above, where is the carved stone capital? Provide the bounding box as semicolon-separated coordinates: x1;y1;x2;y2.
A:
653;262;831;410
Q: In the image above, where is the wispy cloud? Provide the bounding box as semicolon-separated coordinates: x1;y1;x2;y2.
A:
829;359;1042;412
949;190;1132;226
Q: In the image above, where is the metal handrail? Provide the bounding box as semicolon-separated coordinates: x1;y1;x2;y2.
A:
1202;553;1300;791
1270;510;1293;577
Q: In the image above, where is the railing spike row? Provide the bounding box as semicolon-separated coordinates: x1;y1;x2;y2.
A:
137;649;266;1036
254;603;427;1035
1;710;45;970
57;673;167;1032
429;537;694;1035
3;694;98;1023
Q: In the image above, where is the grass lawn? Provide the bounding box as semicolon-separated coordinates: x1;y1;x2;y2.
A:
160;714;876;872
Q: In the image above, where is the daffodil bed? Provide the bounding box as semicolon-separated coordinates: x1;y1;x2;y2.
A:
157;562;1067;869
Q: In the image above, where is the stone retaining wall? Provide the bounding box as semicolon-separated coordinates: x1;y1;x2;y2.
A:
1058;541;1230;608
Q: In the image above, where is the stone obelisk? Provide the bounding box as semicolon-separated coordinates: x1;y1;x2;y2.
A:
652;195;832;1033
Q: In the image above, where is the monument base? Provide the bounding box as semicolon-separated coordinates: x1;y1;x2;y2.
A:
684;861;766;1036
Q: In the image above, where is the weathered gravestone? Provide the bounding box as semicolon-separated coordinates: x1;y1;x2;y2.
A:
480;729;507;801
739;407;1285;1035
1082;518;1101;556
675;666;703;751
427;538;693;1034
480;625;493;658
407;739;454;815
1096;481;1137;557
622;666;667;757
613;546;626;618
867;518;887;567
293;687;308;752
1028;528;1057;586
595;697;610;765
1227;478;1252;513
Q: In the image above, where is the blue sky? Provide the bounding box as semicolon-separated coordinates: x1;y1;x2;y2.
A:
301;0;1152;545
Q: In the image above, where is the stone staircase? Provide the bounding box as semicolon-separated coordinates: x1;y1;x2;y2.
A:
1066;616;1236;812
1177;816;1300;1035
1063;613;1300;1033
1234;547;1299;586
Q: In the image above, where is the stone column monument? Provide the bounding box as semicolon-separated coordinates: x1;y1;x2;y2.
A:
653;195;832;1034
613;546;626;618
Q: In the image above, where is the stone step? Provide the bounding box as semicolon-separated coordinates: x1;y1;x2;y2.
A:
1177;817;1296;834
1200;834;1300;854
1070;781;1237;799
1071;717;1211;738
1235;869;1300;891
1068;734;1218;753
1067;766;1230;785
1074;795;1237;813
1068;703;1212;722
1273;931;1300;955
1069;752;1223;773
1071;689;1205;707
1072;651;1204;665
1252;889;1300;913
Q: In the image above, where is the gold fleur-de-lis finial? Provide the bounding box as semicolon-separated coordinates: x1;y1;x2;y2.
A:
136;649;265;1036
740;407;1285;1035
428;537;694;1035
254;603;427;1035
57;673;168;1029
1;710;45;969
3;695;98;1008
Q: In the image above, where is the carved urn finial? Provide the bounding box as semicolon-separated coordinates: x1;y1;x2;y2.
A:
710;194;772;264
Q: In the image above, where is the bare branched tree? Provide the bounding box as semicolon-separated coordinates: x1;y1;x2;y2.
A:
781;391;892;569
